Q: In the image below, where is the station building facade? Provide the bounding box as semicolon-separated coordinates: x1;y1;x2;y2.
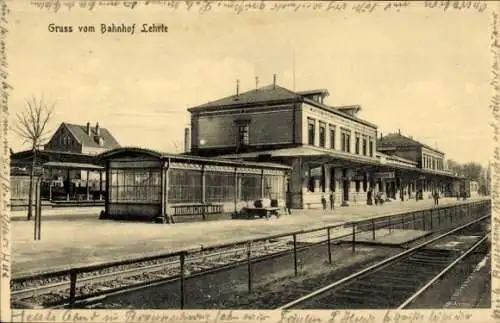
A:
187;82;464;208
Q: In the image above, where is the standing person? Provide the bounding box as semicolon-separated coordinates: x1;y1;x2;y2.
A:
329;191;335;211
435;191;439;205
321;195;327;211
285;190;292;215
367;189;373;206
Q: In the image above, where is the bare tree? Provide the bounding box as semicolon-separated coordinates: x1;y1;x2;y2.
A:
13;96;54;220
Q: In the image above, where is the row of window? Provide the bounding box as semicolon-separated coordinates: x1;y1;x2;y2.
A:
59;135;72;146
423;154;444;171
308;118;374;157
108;169;285;204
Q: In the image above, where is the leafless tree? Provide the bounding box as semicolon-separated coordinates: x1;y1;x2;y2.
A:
13;96;54;220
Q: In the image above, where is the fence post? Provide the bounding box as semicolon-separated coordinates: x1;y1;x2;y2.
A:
293;234;298;276
413;213;416;230
247;241;252;293
438;209;441;227
388;217;392;234
69;269;77;308
401;215;404;230
180;252;186;309
327;228;332;264
422;211;426;231
430;210;433;230
372;219;376;240
352;225;356;254
36;177;42;240
33;181;39;241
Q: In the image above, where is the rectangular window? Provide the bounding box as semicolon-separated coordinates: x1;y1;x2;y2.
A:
308;118;315;146
355;134;360;155
264;175;285;200
319;122;326;147
341;133;346;152
240;174;262;201
329;126;335;149
205;172;235;203
362;137;367;156
341;129;351;153
168;169;202;204
109;168;161;203
238;124;249;146
369;138;373;157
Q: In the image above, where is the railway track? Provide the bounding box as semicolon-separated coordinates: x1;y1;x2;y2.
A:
277;215;490;310
11;240;291;308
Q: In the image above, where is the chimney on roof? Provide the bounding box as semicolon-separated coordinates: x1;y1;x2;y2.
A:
398;129;401;135
236;79;240;97
86;122;91;136
255;76;259;89
380;132;383;139
273;74;277;90
95;122;100;136
184;127;191;153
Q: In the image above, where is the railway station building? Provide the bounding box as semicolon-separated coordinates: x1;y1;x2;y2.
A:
186;80;465;208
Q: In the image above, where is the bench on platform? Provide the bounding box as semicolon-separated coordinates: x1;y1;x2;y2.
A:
154;203;225;224
171;203;224;216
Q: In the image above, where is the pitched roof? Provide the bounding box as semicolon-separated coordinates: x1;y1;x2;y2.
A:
188;84;303;111
377;133;444;155
296;89;329;96
63;123;120;149
97;147;291;170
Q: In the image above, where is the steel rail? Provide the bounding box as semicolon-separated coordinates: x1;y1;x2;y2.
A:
397;233;489;309
276;214;489;310
12;241;289;300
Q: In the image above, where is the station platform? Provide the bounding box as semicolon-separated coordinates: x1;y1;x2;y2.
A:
10;196;489;277
339;228;431;246
425;235;486;252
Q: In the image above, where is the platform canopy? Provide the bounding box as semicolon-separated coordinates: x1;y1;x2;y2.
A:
43;161;104;171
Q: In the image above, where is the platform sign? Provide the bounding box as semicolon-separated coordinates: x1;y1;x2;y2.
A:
375;172;395;179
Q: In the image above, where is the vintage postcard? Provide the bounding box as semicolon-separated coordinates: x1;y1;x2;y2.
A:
0;0;498;322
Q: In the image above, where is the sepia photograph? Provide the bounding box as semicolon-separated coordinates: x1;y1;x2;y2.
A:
1;0;497;321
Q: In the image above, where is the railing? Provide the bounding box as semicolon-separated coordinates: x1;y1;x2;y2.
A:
171;203;224;216
11;199;490;309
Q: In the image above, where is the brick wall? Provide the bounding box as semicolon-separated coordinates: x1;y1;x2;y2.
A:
192;104;295;149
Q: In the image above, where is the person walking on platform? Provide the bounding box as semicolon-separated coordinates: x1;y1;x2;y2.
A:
329;192;335;211
285;191;292;215
321;195;327;211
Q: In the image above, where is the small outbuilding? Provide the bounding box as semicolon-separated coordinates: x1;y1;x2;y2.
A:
97;147;291;222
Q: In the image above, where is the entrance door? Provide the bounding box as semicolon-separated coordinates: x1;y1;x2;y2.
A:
342;169;349;201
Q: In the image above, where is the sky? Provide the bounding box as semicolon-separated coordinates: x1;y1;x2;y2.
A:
6;2;494;167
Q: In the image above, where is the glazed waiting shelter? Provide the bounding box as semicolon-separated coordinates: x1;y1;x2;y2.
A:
97;147;291;222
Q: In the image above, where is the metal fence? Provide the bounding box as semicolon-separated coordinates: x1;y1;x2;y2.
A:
11;199;490;309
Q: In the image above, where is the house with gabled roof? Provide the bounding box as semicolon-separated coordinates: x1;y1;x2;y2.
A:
44;122;120;155
11;122;120;205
